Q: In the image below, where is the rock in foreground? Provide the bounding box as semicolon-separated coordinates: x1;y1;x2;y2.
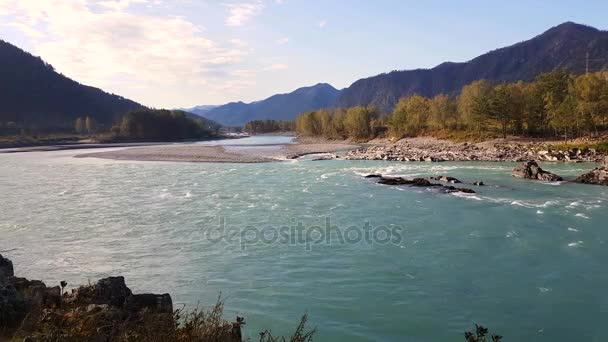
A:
575;157;608;186
512;161;563;181
0;254;244;342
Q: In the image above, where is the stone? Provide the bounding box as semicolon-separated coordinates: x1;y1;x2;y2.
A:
575;164;608;186
473;181;485;186
377;177;411;185
431;176;462;183
126;293;173;314
364;174;382;178
411;178;441;187
93;277;133;307
0;254;14;279
0;282;27;328
512;161;563;181
443;186;476;194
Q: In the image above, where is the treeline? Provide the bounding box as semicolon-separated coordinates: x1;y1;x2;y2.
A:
295;106;384;140
111;109;217;141
243;120;295;134
296;70;608;140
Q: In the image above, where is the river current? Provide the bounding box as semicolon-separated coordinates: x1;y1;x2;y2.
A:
1;137;607;341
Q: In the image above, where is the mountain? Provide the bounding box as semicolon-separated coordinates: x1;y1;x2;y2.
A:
183;105;219;117
0;39;144;132
198;83;341;126
180;111;222;131
338;22;608;112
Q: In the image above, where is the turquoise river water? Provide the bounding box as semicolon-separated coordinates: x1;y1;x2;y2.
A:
1;137;607;341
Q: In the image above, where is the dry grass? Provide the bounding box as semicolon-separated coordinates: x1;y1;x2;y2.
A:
5;295;315;342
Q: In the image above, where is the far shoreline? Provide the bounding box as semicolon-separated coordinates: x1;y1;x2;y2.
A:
0;134;249;154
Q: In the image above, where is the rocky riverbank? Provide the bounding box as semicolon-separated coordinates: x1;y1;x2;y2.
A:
343;137;605;162
0;254;244;342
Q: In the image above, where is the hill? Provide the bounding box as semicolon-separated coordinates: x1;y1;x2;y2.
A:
337;22;608;112
0;39;144;133
197;83;341;126
183;105;219;117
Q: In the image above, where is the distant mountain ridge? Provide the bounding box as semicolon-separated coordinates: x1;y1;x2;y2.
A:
0;39;144;131
183;105;219;117
337;22;608;112
194;83;341;126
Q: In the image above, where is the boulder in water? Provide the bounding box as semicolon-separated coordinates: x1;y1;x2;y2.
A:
575;157;608;186
377;177;412;185
375;177;475;194
431;176;462;183
512;160;563;181
443;186;476;194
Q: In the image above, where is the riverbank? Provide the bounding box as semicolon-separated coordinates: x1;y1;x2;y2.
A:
0;135;252;154
74;139;360;163
342;136;607;162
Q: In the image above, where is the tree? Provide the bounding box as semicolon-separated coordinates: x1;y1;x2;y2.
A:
570;73;607;135
85;116;96;134
343;106;377;140
457;80;492;132
388;95;430;137
428;94;457;130
74;117;84;134
485;84;512;139
535;70;571;136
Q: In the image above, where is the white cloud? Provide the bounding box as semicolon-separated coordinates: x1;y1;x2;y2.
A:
97;0;147;11
223;0;264;27
318;20;326;28
266;63;288;71
275;37;289;45
0;0;253;107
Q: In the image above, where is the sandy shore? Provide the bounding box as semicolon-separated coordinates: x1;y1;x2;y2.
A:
74;141;360;163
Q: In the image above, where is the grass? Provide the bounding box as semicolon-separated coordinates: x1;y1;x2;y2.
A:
5;294;315;342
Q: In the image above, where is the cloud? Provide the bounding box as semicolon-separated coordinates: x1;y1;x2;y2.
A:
97;0;147;11
223;0;264;27
0;0;253;107
318;20;326;28
265;63;288;71
275;37;289;45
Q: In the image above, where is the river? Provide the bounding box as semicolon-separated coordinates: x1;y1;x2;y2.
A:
1;136;607;341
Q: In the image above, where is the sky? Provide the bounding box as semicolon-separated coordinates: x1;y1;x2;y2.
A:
0;0;607;109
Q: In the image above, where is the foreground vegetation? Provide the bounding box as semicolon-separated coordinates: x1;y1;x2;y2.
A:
295;70;608;142
5;299;314;342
